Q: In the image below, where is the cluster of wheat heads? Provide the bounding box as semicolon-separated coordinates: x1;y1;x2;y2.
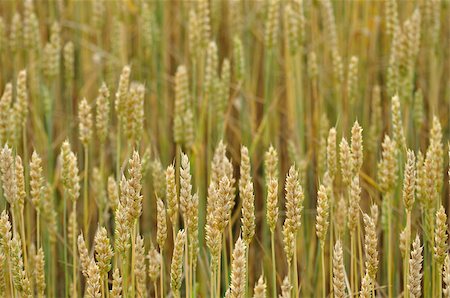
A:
0;0;449;297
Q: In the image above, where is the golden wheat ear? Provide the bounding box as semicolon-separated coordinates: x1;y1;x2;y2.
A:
170;230;185;298
408;235;423;298
253;274;267;298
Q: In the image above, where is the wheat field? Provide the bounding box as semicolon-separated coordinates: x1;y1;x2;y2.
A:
0;0;449;297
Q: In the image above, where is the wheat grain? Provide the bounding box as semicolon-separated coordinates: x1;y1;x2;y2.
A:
0;145;16;206
95;82;110;144
280;276;291;298
148;243;161;282
347;57;359;107
14;70;28;131
434;205;448;265
14;156;25;210
107;175;119;211
282;223;295;265
9;13;22;54
399;10;421;99
205;182;221;269
377;135;398;194
114;202;130;256
339;138;352;186
265;145;279;232
370;204;379;226
307;51;318;79
40;183;57;242
316;185;329;243
34;247;45;296
30;151;43;208
284;165;303;234
321;0;343;85
387;26;401;96
211;141;235;194
9;236;31;295
49;21;60;50
61;141;80;201
0;252;5;295
265;0;280;49
333;240;346;298
216;176;233;232
360;271;371;298
350;120;363;176
125;151;143;222
151;159;166;199
110;268;122;298
444;254;450;298
363;213;378;279
403;149;416;211
79;98;93;146
86;259;101;298
188;192;199;271
230;237;247;298
204;42;218;97
327;127;337;180
115;65;131;121
205;209;221;269
165;164;178;226
180;152;192;219
78;233;90;278
385;0;399;38
64;41;74;89
240;146;255;245
23;0;37;50
94;226;113;275
135;234;147;297
45;22;61;78
424;149;436;211
335;197;347;236
285;4;299;55
197;0;211;50
391;95;406;151
170;230;185;298
266;177;278;233
368;85;382;152
429;116;444;195
216;58;230;125
348;176;361;232
188;9;199;58
413;90;424;129
408;235;423;298
0;83;12;145
124;82;145;144
253;274;267;298
156;198;167;249
0;211;12;255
